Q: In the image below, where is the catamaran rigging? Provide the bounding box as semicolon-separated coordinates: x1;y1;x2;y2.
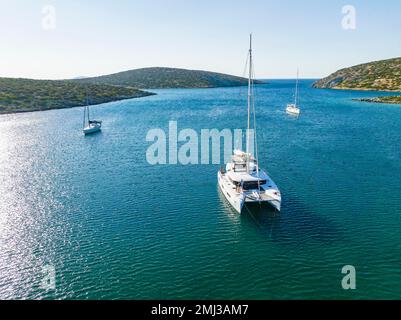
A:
218;34;282;213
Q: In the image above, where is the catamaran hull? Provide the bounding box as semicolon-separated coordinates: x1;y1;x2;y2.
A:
244;200;281;212
218;171;280;213
243;194;282;212
218;171;245;213
264;199;281;212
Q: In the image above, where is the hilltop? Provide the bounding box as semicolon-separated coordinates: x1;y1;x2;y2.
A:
313;57;401;92
75;67;259;89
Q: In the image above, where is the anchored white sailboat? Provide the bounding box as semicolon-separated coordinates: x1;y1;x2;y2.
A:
217;35;282;214
286;70;301;116
83;90;102;135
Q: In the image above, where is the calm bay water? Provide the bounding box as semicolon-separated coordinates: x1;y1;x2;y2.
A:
0;80;401;299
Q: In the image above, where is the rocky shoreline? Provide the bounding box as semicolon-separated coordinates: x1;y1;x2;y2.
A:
353;96;401;105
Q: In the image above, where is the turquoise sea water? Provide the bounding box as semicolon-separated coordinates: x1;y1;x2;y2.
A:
0;80;401;300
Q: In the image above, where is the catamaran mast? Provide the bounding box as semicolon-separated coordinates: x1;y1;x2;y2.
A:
246;34;252;173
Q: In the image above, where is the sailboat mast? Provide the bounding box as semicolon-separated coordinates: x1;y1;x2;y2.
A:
246;34;252;172
83;106;86;129
295;69;299;106
83;90;88;129
86;89;90;123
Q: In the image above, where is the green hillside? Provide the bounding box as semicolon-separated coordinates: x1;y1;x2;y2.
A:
0;78;154;114
313;57;401;91
76;67;259;89
0;67;260;114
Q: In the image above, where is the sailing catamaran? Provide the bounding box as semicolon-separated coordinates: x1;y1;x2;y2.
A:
217;35;282;213
286;70;301;116
83;91;102;135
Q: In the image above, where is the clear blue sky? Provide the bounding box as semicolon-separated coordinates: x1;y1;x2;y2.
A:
1;0;400;79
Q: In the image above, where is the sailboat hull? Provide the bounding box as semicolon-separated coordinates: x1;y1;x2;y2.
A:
286;104;300;116
83;123;102;135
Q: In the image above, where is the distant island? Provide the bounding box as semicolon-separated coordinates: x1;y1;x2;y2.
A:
313;57;401;104
75;67;260;89
0;78;154;114
0;68;254;114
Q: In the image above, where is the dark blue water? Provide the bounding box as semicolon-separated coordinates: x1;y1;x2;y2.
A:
0;80;400;299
